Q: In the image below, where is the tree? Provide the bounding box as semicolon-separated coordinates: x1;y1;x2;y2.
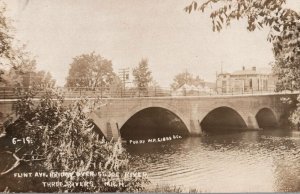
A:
0;2;22;86
0;3;32;71
272;31;300;91
109;75;123;98
30;71;56;88
0;2;57;90
132;59;152;96
1;53;56;89
66;52;115;90
0;1;13;62
185;0;300;127
171;71;204;90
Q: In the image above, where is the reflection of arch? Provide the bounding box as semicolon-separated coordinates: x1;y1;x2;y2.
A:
119;106;190;140
200;106;247;133
255;108;278;129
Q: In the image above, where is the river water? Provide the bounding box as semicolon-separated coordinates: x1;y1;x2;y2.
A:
126;129;300;192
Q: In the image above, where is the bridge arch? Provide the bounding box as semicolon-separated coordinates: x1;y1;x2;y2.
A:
255;107;278;129
200;106;248;133
119;104;190;140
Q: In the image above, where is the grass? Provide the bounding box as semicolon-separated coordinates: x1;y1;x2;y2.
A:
145;184;204;193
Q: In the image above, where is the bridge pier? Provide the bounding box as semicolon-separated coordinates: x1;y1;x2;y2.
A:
189;119;202;135
106;121;120;141
90;113;120;141
246;115;260;130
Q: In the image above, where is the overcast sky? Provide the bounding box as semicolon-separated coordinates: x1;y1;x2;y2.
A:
4;0;300;86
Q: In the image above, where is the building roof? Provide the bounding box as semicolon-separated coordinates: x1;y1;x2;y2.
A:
232;70;260;75
232;70;272;76
218;72;230;76
230;66;272;76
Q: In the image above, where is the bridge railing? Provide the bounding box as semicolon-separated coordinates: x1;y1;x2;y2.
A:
0;86;298;99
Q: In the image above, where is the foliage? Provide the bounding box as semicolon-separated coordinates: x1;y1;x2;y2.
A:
1;52;56;88
0;1;20;85
290;106;300;129
171;71;204;90
152;184;183;193
1;88;149;192
0;3;42;84
0;1;13;62
0;58;34;87
132;58;152;96
31;71;56;88
272;39;300;91
149;184;204;193
288;95;300;129
0;5;56;88
66;52;116;91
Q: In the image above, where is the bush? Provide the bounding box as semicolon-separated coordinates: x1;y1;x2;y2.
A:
289;95;300;130
1;88;149;192
148;184;204;193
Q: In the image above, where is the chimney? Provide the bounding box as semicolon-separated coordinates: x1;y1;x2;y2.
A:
252;66;256;71
242;66;245;71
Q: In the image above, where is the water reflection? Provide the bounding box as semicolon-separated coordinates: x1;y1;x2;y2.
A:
126;129;300;192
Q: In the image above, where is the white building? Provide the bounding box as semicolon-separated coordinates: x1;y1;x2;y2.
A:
216;66;277;94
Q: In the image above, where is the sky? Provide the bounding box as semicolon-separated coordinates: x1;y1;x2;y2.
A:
3;0;300;87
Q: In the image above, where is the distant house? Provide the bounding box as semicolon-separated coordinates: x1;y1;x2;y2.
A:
172;83;214;96
216;66;277;94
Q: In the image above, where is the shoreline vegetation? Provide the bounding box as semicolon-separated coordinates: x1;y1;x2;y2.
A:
146;184;204;193
0;88;150;192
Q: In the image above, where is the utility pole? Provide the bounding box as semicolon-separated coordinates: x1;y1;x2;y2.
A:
118;68;130;98
221;60;223;74
185;69;188;85
215;71;218;94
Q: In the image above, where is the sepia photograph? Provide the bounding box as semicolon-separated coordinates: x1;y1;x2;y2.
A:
0;0;299;193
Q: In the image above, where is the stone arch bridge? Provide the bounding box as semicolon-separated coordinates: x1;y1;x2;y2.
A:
0;93;297;140
88;93;296;140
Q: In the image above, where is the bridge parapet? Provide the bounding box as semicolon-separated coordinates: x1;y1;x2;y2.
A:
0;86;298;99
